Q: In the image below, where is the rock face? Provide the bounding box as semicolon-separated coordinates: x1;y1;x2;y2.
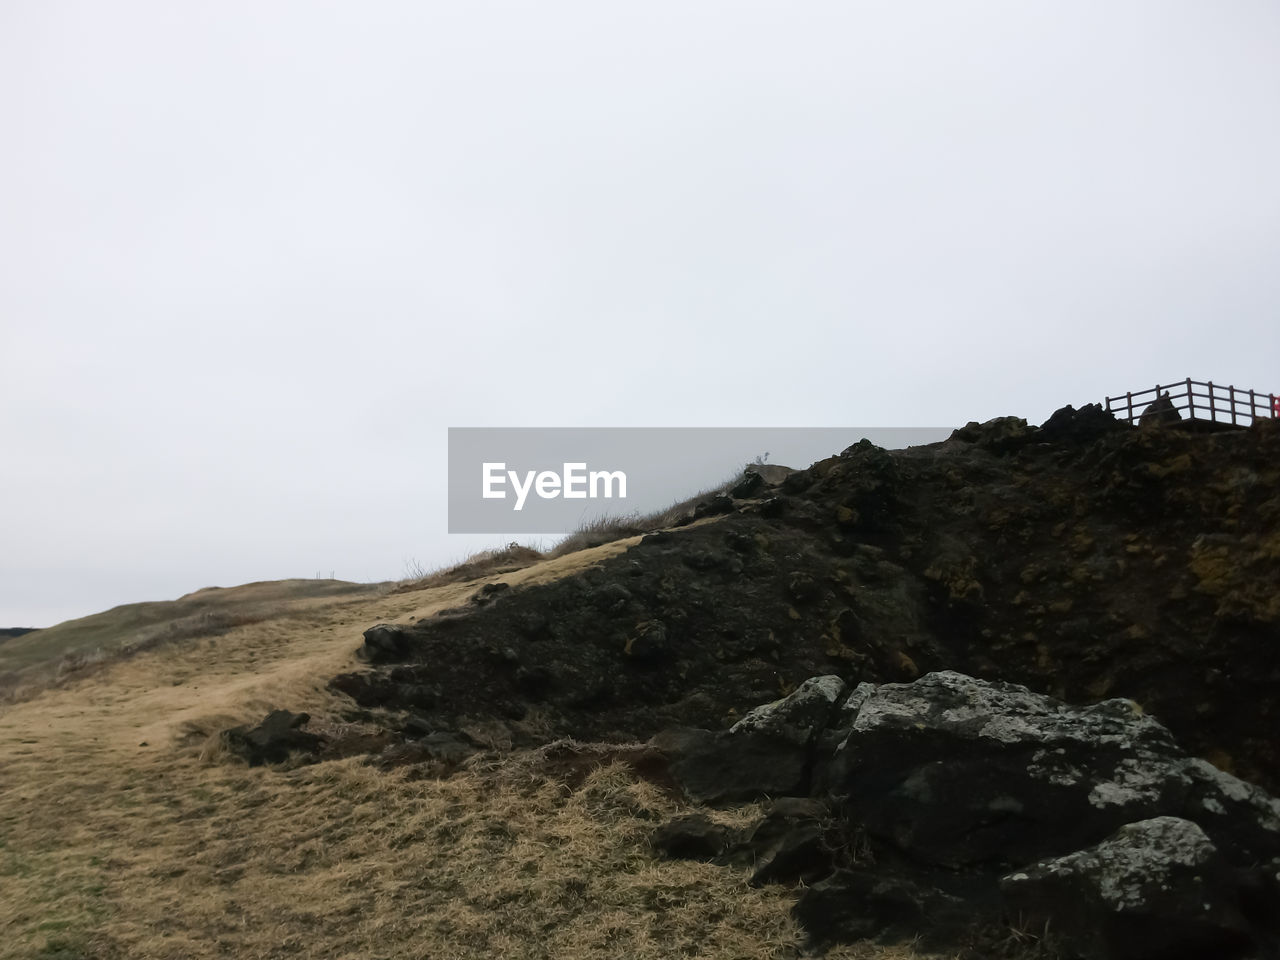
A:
825;671;1280;871
730;674;845;740
1001;817;1258;960
331;412;1280;794
320;407;1280;955
653;672;1280;958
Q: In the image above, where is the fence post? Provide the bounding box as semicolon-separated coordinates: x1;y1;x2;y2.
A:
1185;378;1195;420
1208;381;1216;423
1126;392;1133;422
1228;385;1236;425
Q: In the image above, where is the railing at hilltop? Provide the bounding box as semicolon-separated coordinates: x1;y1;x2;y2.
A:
1105;378;1279;427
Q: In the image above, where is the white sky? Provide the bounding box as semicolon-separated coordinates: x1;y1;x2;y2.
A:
3;1;1278;627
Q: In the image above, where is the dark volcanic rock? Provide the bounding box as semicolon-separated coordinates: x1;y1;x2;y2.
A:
651;727;809;803
1140;392;1182;427
359;623;416;663
1039;403;1125;445
672;671;1280;956
650;814;730;861
826;671;1280;871
470;581;511;605
222;710;324;766
748;820;830;887
331;516;877;749
1001;816;1267;960
794;869;980;948
729;674;847;744
949;415;1037;453
651;676;850;802
730;470;765;499
332;417;1280;793
323;410;1280;954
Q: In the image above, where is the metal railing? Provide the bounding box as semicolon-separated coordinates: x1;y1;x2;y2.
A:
1104;378;1278;427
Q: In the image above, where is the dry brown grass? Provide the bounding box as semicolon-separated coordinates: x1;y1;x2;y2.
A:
547;472;752;559
0;540;943;960
0;579;392;706
399;462;765;579
395;542;547;593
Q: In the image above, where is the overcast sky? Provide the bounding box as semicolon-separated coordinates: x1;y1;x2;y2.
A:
3;1;1278;627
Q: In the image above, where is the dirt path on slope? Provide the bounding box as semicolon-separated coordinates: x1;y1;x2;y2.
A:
1;540;640;759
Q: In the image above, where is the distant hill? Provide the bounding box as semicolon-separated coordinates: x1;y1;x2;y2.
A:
0;579;388;687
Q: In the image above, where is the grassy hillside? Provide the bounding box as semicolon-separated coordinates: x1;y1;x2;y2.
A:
0;579;388;695
0;540;919;960
12;414;1271;959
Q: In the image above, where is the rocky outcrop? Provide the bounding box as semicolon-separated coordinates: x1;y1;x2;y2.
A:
652;672;1280;958
824;671;1280;870
320;406;1280;955
220;710;325;766
1039;402;1128;445
1140;392;1182;426
1002;817;1264;960
331;412;1280;794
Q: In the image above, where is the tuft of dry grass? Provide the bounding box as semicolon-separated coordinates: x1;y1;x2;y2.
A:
547;468;760;560
396;460;778;582
396;542;547;593
1;741;938;960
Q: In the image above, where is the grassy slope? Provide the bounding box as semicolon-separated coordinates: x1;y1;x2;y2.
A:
0;579;388;676
0;541;935;960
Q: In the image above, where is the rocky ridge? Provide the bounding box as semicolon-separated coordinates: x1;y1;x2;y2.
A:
332;407;1280;790
291;405;1280;956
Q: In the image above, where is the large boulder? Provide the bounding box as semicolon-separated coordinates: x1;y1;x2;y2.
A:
826;671;1280;871
654;676;848;802
1140;392;1182;427
657;670;1280;956
1039;403;1126;445
1001;816;1271;960
358;623;417;663
729;674;846;743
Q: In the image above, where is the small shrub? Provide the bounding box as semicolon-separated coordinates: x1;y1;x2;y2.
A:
548;465;755;560
395;542;547;593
